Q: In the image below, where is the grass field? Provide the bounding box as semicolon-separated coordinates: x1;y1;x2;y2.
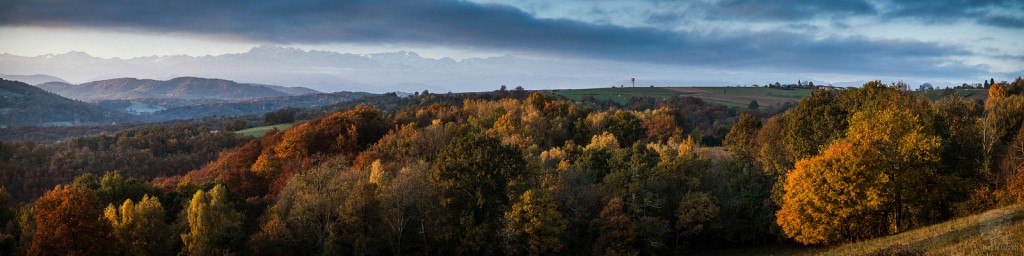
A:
235;122;294;137
554;87;989;109
554;87;815;108
697;204;1024;255
920;89;988;101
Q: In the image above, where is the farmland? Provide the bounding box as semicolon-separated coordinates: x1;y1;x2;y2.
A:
554;87;816;108
554;86;989;108
235;122;294;137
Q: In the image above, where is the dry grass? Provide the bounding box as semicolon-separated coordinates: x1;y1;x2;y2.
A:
821;204;1024;256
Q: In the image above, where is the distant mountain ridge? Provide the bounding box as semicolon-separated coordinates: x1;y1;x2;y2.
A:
0;74;68;85
38;77;319;101
0;79;136;127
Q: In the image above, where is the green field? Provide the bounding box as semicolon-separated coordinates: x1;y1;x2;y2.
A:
920;89;988;101
235;123;294;137
554;87;815;108
554;87;989;109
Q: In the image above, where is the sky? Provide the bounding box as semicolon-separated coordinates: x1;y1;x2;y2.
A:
0;0;1022;90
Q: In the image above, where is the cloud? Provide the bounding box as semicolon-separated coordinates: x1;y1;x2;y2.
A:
979;14;1024;28
0;0;987;78
883;0;1024;28
699;0;877;21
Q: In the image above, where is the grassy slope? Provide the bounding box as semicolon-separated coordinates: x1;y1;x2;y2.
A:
554;87;987;109
701;204;1024;256
235;123;294;137
821;204;1024;255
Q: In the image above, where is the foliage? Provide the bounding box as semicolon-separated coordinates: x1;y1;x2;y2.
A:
29;185;115;256
181;185;244;255
104;195;173;256
431;133;527;254
777;108;942;244
503;189;568;255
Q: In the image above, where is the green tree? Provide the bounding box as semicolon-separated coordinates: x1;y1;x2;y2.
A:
181;185;243;255
783;89;847;161
724;113;761;161
431;134;527;254
606;111;645;147
503;189;568;255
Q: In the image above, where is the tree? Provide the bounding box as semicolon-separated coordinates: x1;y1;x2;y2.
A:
918;83;934;91
181;185;244;255
783;89;847;161
748;100;760;110
431;134;527;254
644;110;684;143
0;187;14;254
724;113;761;161
776;108;942;244
675;192;719;237
593;197;637;256
503;189;568;255
989;82;1007;100
605;111;644;147
104;195;173;256
250;157;347;255
29;185;115;256
332;180;384;255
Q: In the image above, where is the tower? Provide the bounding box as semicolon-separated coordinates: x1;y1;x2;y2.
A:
631;77;635;87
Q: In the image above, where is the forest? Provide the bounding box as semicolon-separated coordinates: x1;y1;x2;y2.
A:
0;79;1023;255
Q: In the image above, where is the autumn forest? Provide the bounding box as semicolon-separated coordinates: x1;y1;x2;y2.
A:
1;78;1024;255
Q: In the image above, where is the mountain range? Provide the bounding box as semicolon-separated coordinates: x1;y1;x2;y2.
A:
37;77;319;101
0;45;733;93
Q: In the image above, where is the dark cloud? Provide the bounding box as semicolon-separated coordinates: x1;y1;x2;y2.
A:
979;14;1024;28
883;0;1024;28
0;0;985;78
700;0;877;21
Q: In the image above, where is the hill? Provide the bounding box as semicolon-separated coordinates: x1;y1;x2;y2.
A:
37;77;317;101
820;204;1024;255
555;86;989;108
555;86;814;108
0;73;68;85
0;79;137;127
147;91;368;122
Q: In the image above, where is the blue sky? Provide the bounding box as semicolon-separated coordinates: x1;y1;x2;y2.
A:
0;0;1021;88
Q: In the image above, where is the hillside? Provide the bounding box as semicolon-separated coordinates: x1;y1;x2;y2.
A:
0;79;137;127
816;204;1024;255
555;87;989;108
37;77;318;101
555;87;815;108
147;91;369;122
0;73;68;85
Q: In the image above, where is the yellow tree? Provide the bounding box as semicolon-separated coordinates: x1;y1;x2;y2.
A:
777;108;941;244
990;82;1007;99
105;195;173;256
181;185;243;255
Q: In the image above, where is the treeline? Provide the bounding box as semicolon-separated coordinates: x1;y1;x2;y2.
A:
0;125;251;202
2;79;1021;255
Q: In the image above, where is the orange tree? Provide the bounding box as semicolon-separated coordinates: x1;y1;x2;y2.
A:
29;185;116;256
777;107;942;244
